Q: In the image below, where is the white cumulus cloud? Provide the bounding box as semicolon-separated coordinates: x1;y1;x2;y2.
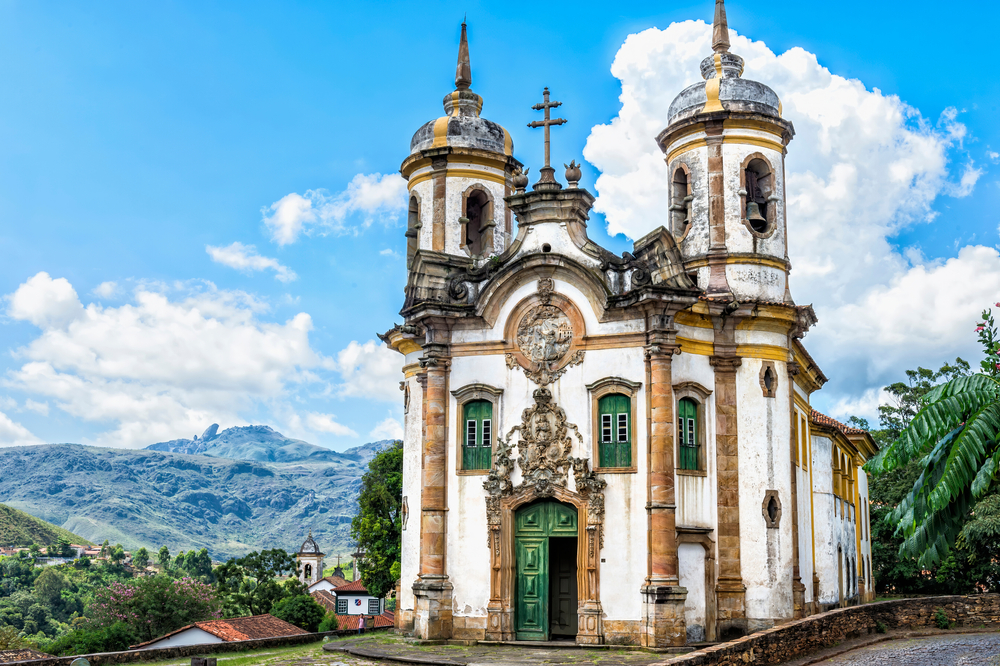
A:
93;281;121;299
4;273;331;447
0;410;43;446
206;242;297;282
369;416;403;441
584;20;996;421
262;172;407;245
335;340;402;402
304;412;358;437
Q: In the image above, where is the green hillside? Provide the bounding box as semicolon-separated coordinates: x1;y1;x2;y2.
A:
0;502;92;547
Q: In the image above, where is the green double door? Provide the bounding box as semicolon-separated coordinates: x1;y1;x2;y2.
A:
514;501;579;641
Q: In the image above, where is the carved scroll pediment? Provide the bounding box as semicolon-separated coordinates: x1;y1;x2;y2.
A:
505;279;586;387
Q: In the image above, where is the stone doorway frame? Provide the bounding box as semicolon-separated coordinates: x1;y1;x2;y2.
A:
486;484;603;644
676;528;717;642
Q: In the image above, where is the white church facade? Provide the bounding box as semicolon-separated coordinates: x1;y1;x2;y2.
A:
382;0;875;647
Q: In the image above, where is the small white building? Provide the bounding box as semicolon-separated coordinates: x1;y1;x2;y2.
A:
329;580;385;617
133;615;307;650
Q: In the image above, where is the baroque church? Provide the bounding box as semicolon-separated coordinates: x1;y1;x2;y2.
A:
381;0;877;646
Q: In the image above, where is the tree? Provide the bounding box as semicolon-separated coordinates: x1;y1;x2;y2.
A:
132;547;149;570
55;537;75;558
317;611;339;632
157;546;171;570
0;625;35;650
175;548;214;583
89;575;220;643
214;549;298;616
109;544;126;566
270;595;326;632
350;440;403;598
866;305;1000;569
28;544;41;561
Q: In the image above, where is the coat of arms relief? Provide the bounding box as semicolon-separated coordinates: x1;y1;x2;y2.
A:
505;278;585;386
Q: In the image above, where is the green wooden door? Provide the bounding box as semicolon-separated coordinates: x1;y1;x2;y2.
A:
515;501;578;641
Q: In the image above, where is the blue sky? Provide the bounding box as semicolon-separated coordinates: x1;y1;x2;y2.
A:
2;0;998;449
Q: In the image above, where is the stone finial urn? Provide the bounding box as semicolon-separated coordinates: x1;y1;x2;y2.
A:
513;167;529;193
564;160;582;188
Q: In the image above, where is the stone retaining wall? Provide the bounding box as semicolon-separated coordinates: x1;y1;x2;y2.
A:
654;594;1000;666
7;626;392;666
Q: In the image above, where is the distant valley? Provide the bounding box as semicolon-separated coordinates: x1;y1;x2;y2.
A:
0;425;391;560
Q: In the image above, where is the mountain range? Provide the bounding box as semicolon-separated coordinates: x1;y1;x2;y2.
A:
0;426;392;560
0;502;92;548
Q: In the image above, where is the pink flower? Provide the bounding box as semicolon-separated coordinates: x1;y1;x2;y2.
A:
977;326;985;332
995;303;1000;308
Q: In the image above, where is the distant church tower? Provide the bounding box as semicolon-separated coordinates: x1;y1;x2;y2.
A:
399;21;521;268
296;532;324;587
658;0;794;303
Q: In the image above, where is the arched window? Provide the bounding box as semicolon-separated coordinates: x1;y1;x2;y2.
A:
463;189;492;256
304;563;312;580
743;158;773;235
670;167;692;238
678;397;700;471
405;195;421;268
462;399;493;470
597;393;631;468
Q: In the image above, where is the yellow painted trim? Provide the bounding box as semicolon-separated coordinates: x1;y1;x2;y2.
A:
722;135;786;154
736;344;789;363
431;117;449;149
450;91;460;115
778;99;783;117
446;153;509;169
666;138;708;165
408;168;508;189
702;54;725;114
402;362;421;378
395;340;423;355
502;128;513;156
675;310;714;330
677;336;715;356
684;255;789;272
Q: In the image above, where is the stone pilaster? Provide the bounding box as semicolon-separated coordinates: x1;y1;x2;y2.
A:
710;354;747;639
641;315;686;648
788;362;806;618
704;121;730;298
431;156;447;252
413;341;452;641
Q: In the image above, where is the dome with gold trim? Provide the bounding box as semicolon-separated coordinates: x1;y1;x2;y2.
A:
409;23;513;157
667;0;781;125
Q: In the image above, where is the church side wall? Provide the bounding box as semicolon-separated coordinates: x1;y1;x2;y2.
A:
399;367;424;626
736;356;793;631
857;471;872;599
810;433;839;607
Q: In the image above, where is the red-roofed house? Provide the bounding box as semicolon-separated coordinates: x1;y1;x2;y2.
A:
132;614;307;650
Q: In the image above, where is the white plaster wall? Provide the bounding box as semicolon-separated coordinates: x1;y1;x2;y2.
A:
341;594;383;615
736;357;793;626
796;463;814;604
668;146;710;260
809;433;840;606
309;579;336;593
672;352;717;531
446;301;651;624
858;470;872;593
678;543;707;642
139;628;221;650
400;373;424;613
409;179;435;252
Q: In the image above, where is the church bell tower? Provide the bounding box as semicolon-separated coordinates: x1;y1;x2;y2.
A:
657;0;795;303
399;23;522;268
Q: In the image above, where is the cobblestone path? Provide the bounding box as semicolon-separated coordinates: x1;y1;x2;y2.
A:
813;632;1000;665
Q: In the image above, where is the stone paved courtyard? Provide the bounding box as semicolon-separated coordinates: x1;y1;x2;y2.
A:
782;631;1000;666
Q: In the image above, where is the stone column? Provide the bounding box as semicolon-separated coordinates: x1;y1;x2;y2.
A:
787;362;806;618
641;315;687;648
431;156;447;252
710;354;747;639
412;341;453;641
704;120;730;297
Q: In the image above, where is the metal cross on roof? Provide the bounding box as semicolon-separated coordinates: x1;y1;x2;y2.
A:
528;87;566;187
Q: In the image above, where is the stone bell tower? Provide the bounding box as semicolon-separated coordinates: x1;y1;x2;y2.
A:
657;0;795;303
399;22;522;269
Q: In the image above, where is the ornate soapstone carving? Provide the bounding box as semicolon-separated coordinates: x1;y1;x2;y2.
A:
516;305;573;364
483;388;605;546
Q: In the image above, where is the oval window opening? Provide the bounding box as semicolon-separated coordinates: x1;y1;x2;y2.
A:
764;367;774;391
542;243;552;253
767;496;778;524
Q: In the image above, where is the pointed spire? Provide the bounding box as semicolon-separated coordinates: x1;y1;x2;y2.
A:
712;0;730;53
455;21;472;91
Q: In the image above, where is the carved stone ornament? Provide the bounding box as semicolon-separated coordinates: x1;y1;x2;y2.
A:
484;388;605;539
517;305;572;364
524;350;584;386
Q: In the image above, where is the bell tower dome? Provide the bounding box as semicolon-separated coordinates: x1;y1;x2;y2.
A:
400;22;522;268
656;0;795;303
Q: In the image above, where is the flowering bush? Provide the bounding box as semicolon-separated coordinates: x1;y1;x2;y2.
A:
89;575;220;643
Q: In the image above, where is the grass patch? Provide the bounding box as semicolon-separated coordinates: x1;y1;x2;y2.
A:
133;640;327;666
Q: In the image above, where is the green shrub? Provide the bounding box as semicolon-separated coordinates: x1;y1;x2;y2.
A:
934;608;951;630
270;595;326;633
41;622;134;656
318;611;339;633
874;620;887;634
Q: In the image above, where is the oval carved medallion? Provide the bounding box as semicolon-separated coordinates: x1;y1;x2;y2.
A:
516;305;573;364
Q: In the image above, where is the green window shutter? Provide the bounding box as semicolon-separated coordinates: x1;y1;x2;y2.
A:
462;400;493;471
678;398;699;470
598;394;631;468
